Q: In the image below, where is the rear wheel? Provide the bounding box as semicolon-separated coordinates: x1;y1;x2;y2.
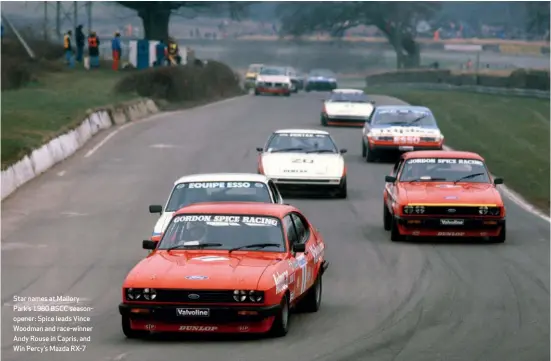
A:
269;294;290;337
299;274;322;312
121;316;149;339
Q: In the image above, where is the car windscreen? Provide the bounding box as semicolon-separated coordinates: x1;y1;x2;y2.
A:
266;133;338;153
309;69;334;77
248;65;262;72
399;158;491;183
165;181;272;212
158;214;286;252
372;108;437;127
260;67;286;75
328;93;369;103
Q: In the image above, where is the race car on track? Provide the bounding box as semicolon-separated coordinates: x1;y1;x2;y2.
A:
362;105;444;162
254;66;293;96
320;89;375;127
120;202;328;338
148;173;284;240
305;69;337;92
256;129;348;198
383;150;506;243
244;63;264;90
285;66;302;93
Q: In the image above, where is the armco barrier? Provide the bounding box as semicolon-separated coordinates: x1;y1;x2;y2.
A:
1;98;160;201
367;81;551;99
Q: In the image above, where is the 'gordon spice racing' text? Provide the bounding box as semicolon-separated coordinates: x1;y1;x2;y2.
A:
11;295;93;353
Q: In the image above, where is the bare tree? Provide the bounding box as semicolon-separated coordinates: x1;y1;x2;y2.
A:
117;1;250;41
277;1;440;69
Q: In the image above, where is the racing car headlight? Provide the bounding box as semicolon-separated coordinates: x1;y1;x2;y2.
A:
125;288;143;300
248;290;264;303
403;205;414;214
414;205;425;214
143;288;157;300
233;290;248;302
480;206;501;216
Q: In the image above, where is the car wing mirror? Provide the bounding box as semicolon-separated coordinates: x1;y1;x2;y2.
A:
339;148;348;154
256;147;263;152
142;240;157;250
292;243;306;253
385;175;396;183
493;177;504;185
149;205;162;214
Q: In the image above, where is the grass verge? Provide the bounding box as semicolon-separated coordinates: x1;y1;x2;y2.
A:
2;68;135;169
371;86;550;212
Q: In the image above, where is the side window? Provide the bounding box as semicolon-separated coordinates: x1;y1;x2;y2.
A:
392;159;403;175
268;181;280;203
283;215;298;246
291;213;310;244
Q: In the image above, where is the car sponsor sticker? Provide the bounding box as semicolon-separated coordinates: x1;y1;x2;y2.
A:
185;275;209;280
186;182;252;189
179;325;217;332
176;308;210;317
273;270;289;294
192;256;230;262
445;195;458;199
173;215;279;227
407;158;484;165
238;325;250;332
440;219;464;226
278;133;327;138
437;232;465;236
309;243;324;264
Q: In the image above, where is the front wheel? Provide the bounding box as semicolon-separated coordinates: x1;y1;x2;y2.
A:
121;316;149;339
361;141;366;157
383;204;392;231
321;114;328;126
254;89;260;96
336;178;347;199
365;145;376;163
269;294;290;337
284;92;291;97
390;217;405;242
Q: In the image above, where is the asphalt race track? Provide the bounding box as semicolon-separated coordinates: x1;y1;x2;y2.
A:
2;92;549;361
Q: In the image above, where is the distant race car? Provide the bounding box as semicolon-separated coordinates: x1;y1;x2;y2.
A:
244;63;263;90
362;105;444;162
321;89;375;127
148;173;284;240
256;129;348;198
120;202;329;338
254;66;293;96
305;69;337;91
383;150;506;243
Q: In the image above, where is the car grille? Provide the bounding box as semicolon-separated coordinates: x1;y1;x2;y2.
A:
154;289;236;303
422;206;499;216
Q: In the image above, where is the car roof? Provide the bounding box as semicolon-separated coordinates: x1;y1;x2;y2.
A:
174;173;270;185
375;105;430;112
248;63;263;67
174;202;297;218
332;88;364;93
274;128;329;135
403;150;484;161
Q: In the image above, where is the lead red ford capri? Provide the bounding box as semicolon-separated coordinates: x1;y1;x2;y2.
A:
119;203;328;338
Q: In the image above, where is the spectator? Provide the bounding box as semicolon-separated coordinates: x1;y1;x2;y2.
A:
63;30;74;68
155;39;167;66
111;31;121;71
88;31;100;68
75;24;85;62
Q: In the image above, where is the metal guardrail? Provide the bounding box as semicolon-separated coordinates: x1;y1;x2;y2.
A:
367;82;550;99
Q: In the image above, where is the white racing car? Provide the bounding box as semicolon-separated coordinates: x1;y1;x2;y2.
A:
256;129;348;198
148;173;284;240
254;66;293;96
321;89;375;127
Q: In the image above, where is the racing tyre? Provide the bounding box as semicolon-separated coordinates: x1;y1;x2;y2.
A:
254;90;260;96
383;204;392;231
121;316;149;339
284;92;291;97
365;146;376;163
361;141;366;157
336;178;347;198
269;294;290;337
299;274;322;313
321;115;328;126
489;222;506;243
390;217;405;242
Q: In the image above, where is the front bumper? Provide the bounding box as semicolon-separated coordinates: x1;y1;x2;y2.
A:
255;86;291;94
119;303;280;333
324;114;367;127
396;216;505;237
366;139;442;152
270;177;344;193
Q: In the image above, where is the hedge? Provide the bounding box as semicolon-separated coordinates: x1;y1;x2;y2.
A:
365;68;550;91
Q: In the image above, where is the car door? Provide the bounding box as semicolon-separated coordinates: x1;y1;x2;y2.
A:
290;212;316;299
385;158;404;210
283;215;300;301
